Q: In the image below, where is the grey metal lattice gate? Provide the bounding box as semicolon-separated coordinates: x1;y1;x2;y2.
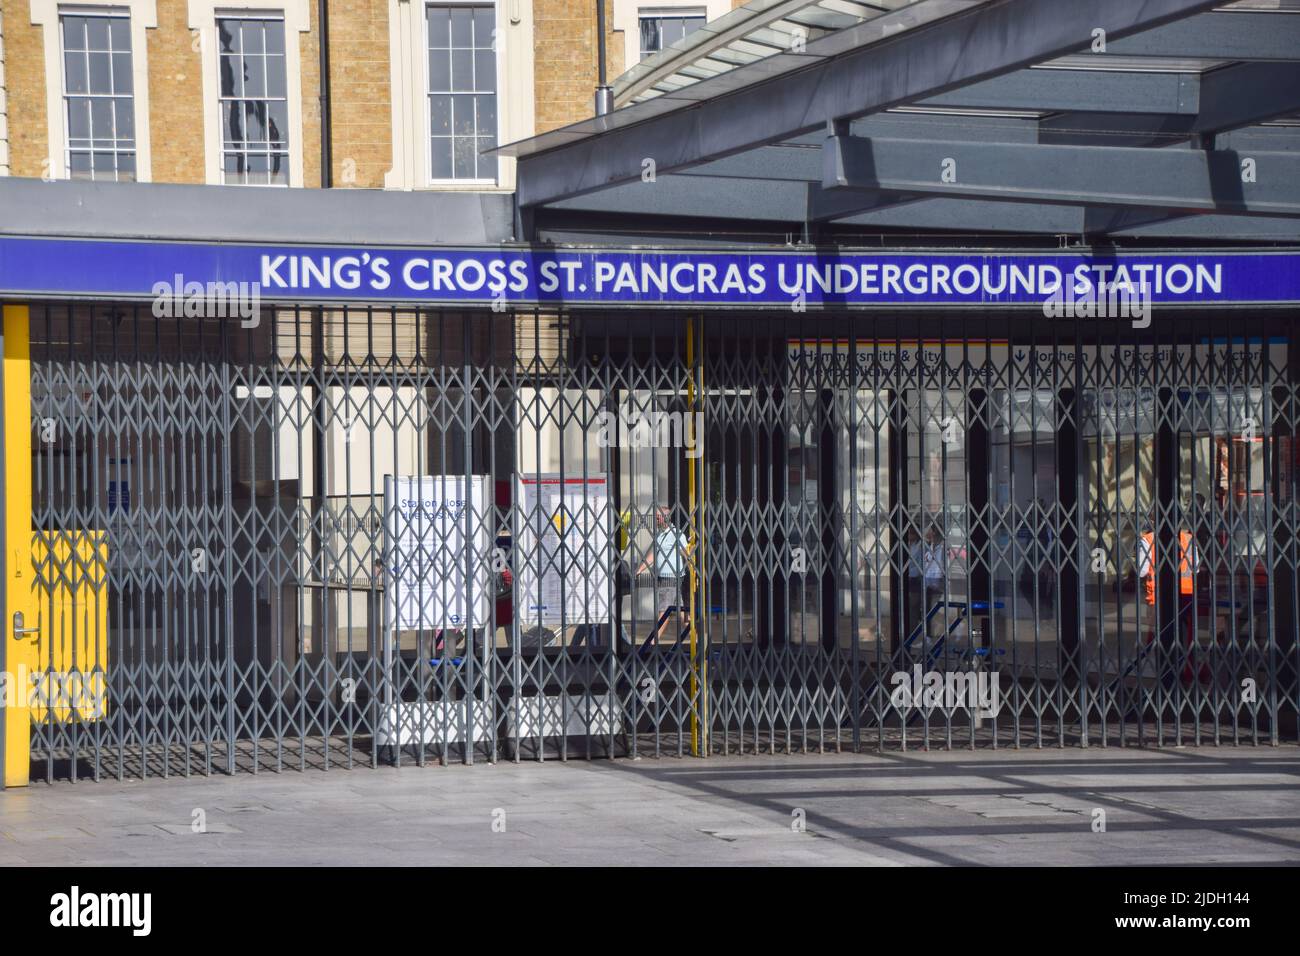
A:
26;305;1300;780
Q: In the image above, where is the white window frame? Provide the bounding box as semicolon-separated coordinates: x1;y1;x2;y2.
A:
422;0;496;186
31;0;156;182
188;0;309;187
59;7;137;180
612;0;726;71
387;0;532;191
214;12;291;186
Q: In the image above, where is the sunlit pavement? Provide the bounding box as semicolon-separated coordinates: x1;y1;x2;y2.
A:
2;747;1297;866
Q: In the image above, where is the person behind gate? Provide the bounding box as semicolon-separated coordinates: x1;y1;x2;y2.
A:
637;506;689;642
1137;519;1205;687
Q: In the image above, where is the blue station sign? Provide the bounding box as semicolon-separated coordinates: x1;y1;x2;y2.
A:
1;237;1298;308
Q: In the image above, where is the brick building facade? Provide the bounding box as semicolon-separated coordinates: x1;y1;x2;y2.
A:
0;0;739;189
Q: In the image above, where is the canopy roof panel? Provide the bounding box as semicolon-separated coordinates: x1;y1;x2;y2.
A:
501;0;1300;242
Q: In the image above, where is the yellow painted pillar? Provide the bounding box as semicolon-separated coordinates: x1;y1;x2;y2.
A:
3;304;34;787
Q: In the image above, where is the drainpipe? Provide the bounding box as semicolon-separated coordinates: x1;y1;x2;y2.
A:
318;0;332;187
594;0;613;115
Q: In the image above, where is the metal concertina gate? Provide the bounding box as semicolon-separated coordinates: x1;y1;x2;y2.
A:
23;303;1300;781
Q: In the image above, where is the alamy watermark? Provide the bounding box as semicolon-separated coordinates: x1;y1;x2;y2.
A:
890;664;1000;718
0;666;107;718
50;886;151;936
151;273;261;327
1042;280;1151;328
594;408;703;459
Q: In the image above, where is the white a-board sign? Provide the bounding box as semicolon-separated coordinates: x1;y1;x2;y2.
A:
383;475;492;632
515;474;612;628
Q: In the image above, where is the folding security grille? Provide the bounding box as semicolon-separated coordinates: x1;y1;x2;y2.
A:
26;305;1300;781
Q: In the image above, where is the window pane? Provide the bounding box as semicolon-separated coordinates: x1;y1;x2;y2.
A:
640;18;660;54
218;20;239;53
242;20;265;54
221;101;241;144
92;151;116;174
243;57;266;97
452;94;475;136
450;8;473;47
267;101;289;146
264;21;285;54
220;55;240;96
429;94;452;136
475;51;495;92
429;49;451;90
108;17;130;52
451;49;473;92
452;136;475;179
86;17;110;51
90;97;114;139
64;52;88;95
89;52;111;92
266;55;287;97
475;93;496;137
63;18;87;51
117;152;136;181
244;101;267;143
428;8;451;48
473;7;495;47
430;137;453;179
476;136;495;177
67;99;91;141
115;99;136;142
69;151;92;178
269;154;288;185
112;53;132;94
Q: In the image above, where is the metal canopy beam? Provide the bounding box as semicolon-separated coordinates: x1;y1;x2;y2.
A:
541;171;1300;239
679;113;1043;183
807;185;920;221
1194;62;1300;136
825;136;1300;217
1037;111;1196;149
1039;62;1300;147
1107;10;1300;61
828;197;1300;239
549;174;813;221
920;68;1198;115
516;0;1224;207
811;185;1196;232
544;171;1300;240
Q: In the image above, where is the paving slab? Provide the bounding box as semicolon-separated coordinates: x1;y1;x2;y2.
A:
0;747;1296;866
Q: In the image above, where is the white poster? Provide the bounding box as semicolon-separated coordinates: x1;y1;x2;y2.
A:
383;475;492;631
515;474;612;628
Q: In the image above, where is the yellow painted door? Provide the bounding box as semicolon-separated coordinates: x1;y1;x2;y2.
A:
3;304;35;787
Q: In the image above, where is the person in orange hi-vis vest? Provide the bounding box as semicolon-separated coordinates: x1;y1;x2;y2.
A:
1137;525;1205;687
